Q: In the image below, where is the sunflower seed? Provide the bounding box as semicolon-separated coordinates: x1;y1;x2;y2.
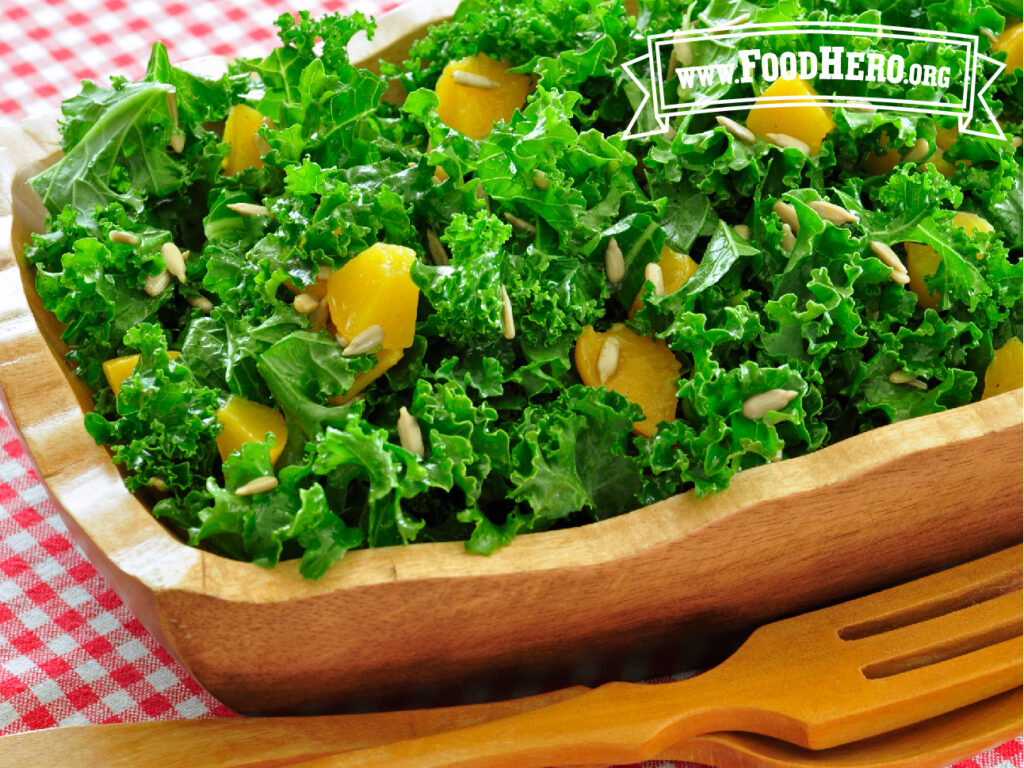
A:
870;241;907;273
109;230;139;246
888;368;929;387
334;333;348;348
809;200;858;225
902;138;930;163
889;370;928;390
981;28;999;45
293;292;319;314
169;132;185;153
716;115;755;144
733;223;751;240
504;212;536;234
144;270;171;297
780;223;796;252
252;132;272;157
452;70;501;89
310;300;329;333
166;90;179;127
533;169;550;190
605;237;625;285
476;183;491;210
148;477;167;492
597;336;620;384
770;450;783;463
1014;136;1022;149
846;101;877;113
227;202;271;217
666;46;678;80
890;269;911;285
187;295;214;313
709;13;750;32
342;325;385;357
742;389;798;420
500;284;516;340
673;39;693;67
426;228;449;266
773;200;799;234
397;407;425;457
766;132;811;155
235;476;279;496
161;242;187;282
645;261;665;295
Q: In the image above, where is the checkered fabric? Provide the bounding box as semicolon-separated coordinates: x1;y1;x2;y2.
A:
0;0;401;120
0;404;235;732
0;0;1021;765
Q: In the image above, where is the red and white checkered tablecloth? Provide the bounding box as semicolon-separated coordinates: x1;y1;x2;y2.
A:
0;1;1021;766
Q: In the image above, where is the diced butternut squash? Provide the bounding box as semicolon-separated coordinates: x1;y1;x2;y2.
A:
936;124;959;151
923;124;964;178
868;130;964;179
222;104;266;176
326;243;419;351
103;352;180;397
216;395;288;465
745;78;834;155
994;22;1024;74
629;245;699;318
905;212;994;309
435;54;532;139
982;337;1023;399
575;324;681;437
864;133;902;175
905;243;942;310
922;146;958;179
328;349;405;406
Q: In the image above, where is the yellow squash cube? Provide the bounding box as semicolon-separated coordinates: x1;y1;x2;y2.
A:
629;245;699;318
867;129;963;179
326;243;420;351
746;78;834;155
103;351;180;397
982;338;1023;399
574;324;681;437
216;395;288;465
328;349;405;406
435;54;532;139
864;133;902;176
905;213;994;310
922;147;958;179
994;22;1024;74
222;104;267;176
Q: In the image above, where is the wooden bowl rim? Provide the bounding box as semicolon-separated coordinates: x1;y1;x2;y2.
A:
0;0;1021;606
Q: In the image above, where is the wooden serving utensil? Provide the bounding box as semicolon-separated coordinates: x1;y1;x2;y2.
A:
3;548;1017;768
280;545;1022;768
0;688;1018;768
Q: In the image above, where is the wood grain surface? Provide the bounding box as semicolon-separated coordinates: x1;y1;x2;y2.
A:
1;687;1020;768
0;0;1021;715
278;546;1023;766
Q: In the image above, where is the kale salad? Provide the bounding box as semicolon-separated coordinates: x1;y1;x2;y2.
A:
24;0;1023;579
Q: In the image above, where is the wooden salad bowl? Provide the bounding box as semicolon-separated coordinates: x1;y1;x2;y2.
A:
0;0;1021;714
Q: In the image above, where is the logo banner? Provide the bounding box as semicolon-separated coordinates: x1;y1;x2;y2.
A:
622;21;1005;140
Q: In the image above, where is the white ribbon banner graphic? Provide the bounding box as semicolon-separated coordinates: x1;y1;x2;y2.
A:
622;21;1006;140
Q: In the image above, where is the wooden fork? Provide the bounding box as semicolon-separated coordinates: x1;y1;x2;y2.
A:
284;545;1022;768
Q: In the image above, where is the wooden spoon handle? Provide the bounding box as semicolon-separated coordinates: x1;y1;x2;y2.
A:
286;674;746;768
0;687;590;768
